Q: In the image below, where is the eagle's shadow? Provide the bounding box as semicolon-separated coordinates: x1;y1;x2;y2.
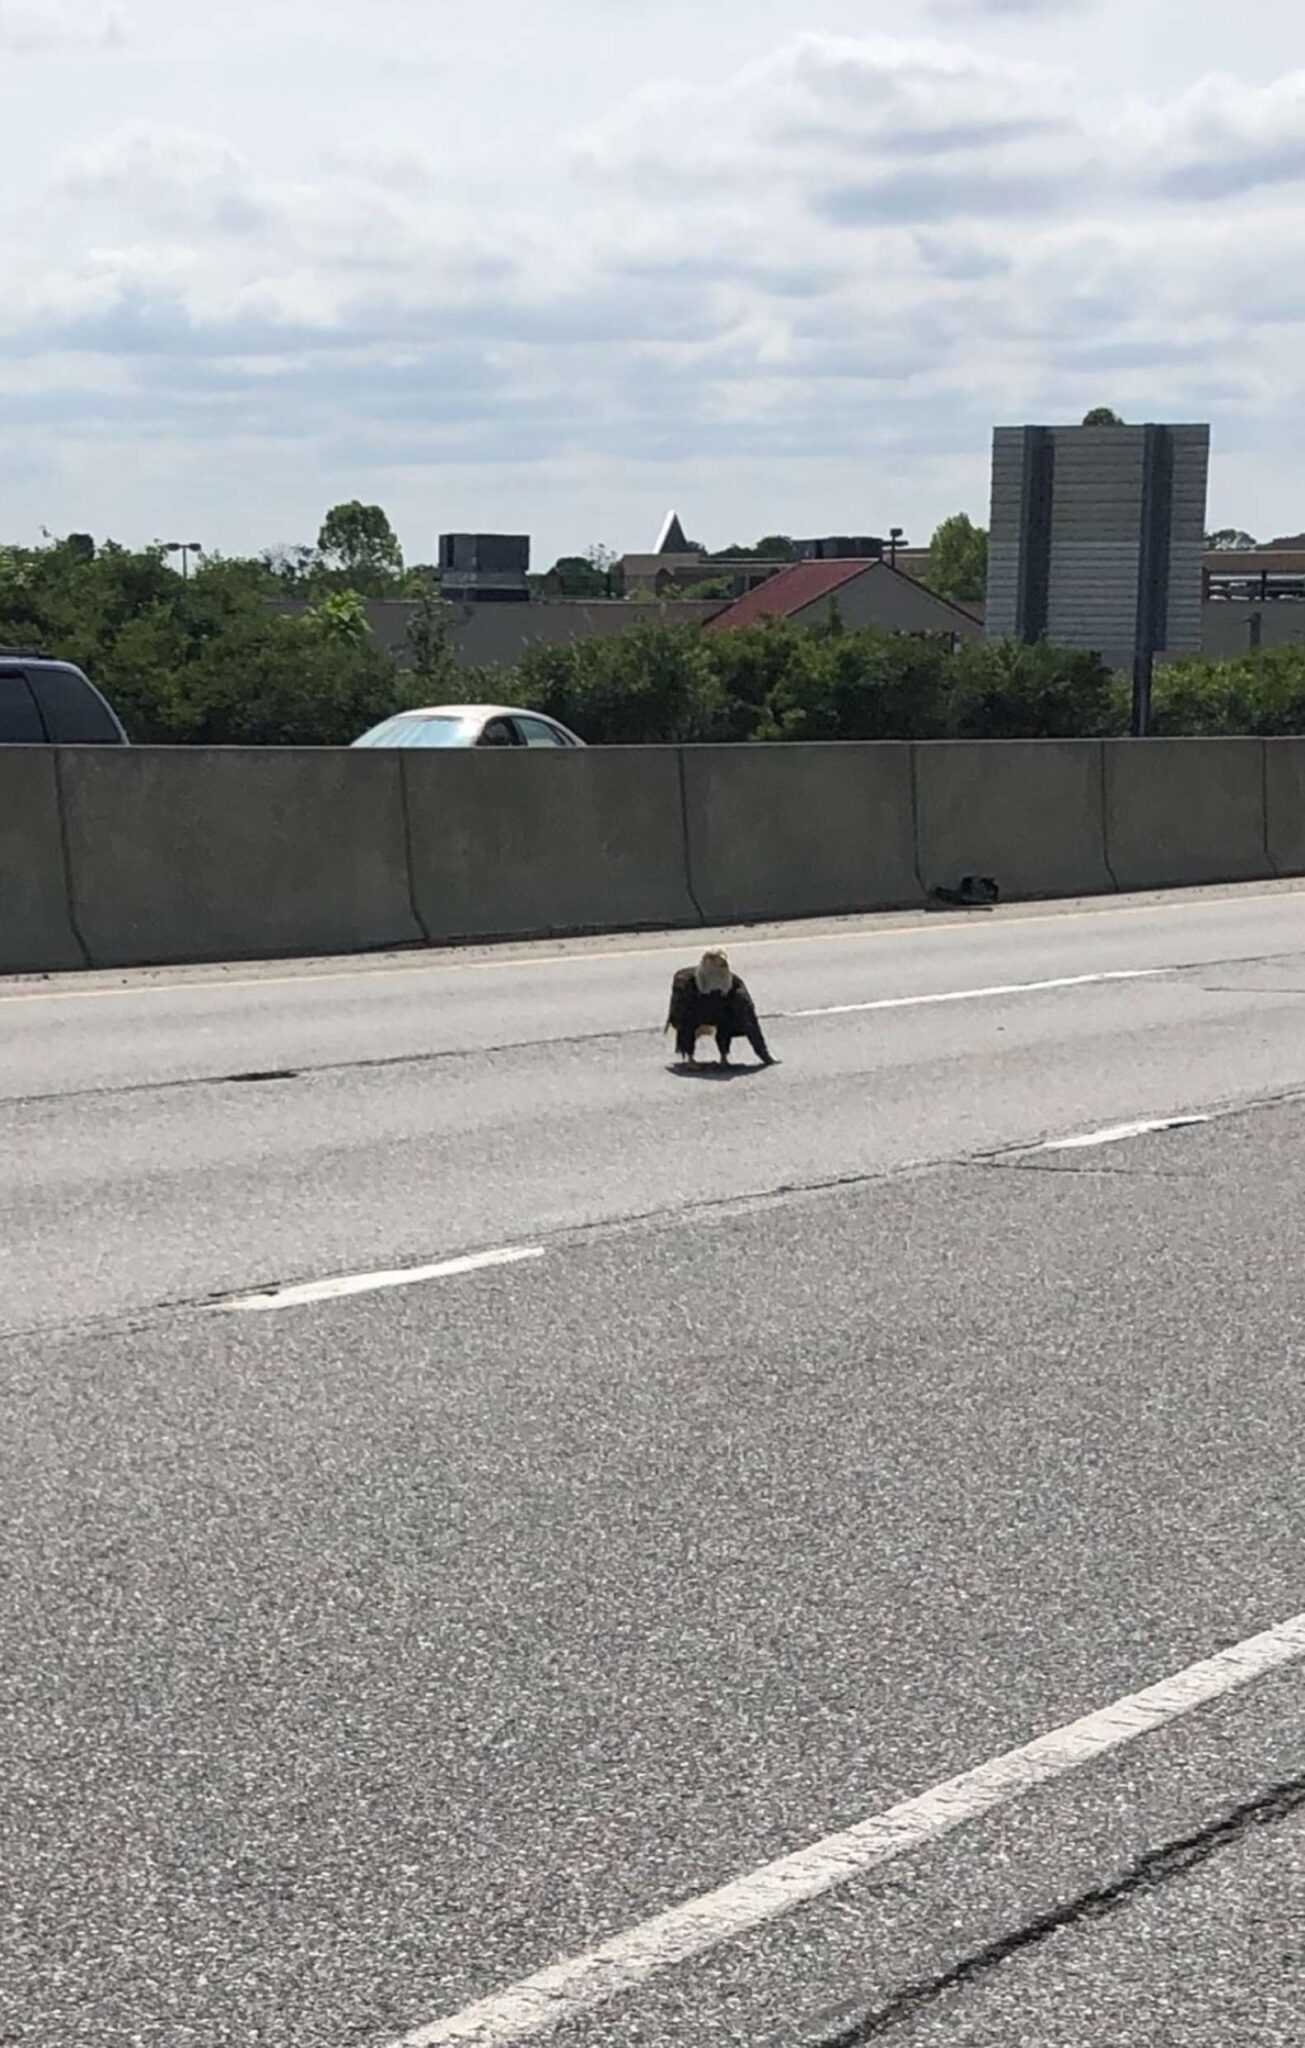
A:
666;1061;777;1082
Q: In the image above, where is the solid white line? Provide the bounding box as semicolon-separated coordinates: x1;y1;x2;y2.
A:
390;1608;1305;2047
788;967;1162;1019
216;1245;544;1313
1038;1114;1212;1152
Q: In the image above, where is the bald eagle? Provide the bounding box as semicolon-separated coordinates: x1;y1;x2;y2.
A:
665;950;775;1068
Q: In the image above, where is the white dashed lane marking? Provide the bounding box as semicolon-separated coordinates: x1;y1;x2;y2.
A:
788;966;1162;1019
215;1245;544;1313
1037;1113;1212;1152
388;1610;1305;2046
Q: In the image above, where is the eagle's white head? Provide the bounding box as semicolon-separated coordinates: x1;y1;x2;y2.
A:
695;949;732;995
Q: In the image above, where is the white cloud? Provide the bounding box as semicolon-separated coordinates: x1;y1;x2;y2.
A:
1117;69;1305;196
0;0;126;50
60;127;264;236
577;33;1077;191
1;7;1303;556
931;0;1092;16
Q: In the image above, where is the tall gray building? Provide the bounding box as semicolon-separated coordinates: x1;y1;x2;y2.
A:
985;423;1210;717
439;533;531;604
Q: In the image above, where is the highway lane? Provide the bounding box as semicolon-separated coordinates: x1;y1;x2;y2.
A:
6;882;1305;1331
4;883;1305;2046
1;878;1304;1107
5;1098;1305;2045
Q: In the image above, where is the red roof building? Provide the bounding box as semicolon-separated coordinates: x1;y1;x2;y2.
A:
704;558;982;639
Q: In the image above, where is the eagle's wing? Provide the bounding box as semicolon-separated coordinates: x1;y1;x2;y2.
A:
729;974;760;1027
666;966;697;1032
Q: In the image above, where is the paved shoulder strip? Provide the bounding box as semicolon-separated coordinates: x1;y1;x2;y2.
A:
391;1610;1305;2047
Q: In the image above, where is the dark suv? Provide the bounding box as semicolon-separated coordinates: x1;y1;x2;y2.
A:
0;651;128;745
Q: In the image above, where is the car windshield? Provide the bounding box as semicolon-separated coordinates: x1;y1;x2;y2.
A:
354;714;473;748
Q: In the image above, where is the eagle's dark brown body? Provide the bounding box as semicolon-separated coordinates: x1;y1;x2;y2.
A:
665;965;774;1066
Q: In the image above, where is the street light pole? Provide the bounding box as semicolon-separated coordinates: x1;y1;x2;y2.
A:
158;540;203;580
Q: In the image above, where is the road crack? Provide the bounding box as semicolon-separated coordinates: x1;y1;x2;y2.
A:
791;1773;1305;2046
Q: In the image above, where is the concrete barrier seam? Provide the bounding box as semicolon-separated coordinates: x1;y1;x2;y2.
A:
50;746;93;968
1098;740;1121;893
676;747;707;927
907;744;926;899
1261;741;1281;879
397;755;434;946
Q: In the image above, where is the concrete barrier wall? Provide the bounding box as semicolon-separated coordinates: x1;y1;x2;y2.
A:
403;747;697;941
914;740;1114;900
3;737;1298;976
0;750;85;973
1265;738;1305;876
682;743;919;924
58;747;422;966
1103;738;1271;890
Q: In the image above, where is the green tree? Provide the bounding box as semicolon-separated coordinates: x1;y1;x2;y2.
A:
262;543;321;589
515;625;726;743
674;574;737;603
538;545;617;598
547;555;610;598
307;589;370;643
709;535;798;562
1206;528;1259;550
316;501;403;593
707;619;814;740
0;531;408;744
926;513;988;605
758;627;954;742
1082;407;1124;426
405;591;461;693
949;639;1123;740
399;561;441;595
1149;647;1305;736
162;609;402;746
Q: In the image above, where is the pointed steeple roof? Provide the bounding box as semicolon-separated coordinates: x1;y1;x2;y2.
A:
655;510;690;554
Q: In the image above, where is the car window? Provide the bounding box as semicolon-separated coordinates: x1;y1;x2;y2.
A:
0;671;47;743
408;717;475;747
513;716;569;748
354;717;401;747
356;714;470;747
27;665;122;744
478;718;518;748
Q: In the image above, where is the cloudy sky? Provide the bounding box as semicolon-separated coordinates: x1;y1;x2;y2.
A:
2;0;1302;565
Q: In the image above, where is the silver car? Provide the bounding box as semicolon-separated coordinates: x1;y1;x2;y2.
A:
353;704;584;750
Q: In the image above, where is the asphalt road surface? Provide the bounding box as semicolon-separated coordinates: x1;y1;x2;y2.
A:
4;880;1305;2047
